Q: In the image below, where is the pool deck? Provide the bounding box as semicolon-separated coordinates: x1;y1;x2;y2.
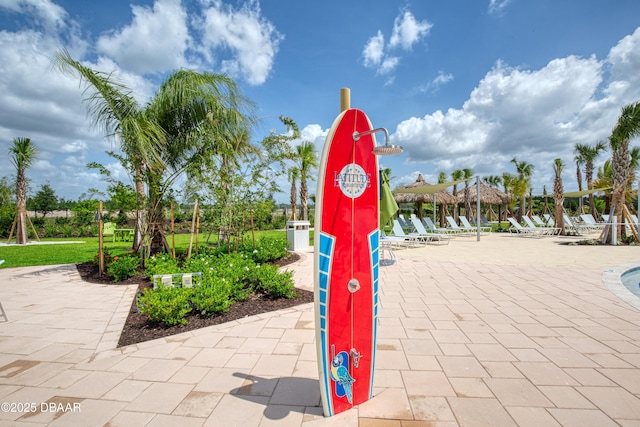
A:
1;233;640;426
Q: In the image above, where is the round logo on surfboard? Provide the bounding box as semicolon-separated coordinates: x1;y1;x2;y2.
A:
334;163;370;198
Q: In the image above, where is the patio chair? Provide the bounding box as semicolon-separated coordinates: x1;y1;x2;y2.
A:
446;216;475;235
423;217;458;235
580;214;607;232
103;222;116;242
410;216;450;245
507;217;545;237
532;215;549;226
523;216;560;235
459;215;491;234
391;220;428;245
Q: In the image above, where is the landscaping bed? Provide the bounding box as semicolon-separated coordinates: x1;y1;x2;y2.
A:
76;251;314;347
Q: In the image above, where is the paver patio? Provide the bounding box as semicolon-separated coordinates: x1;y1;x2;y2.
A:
1;233;640;426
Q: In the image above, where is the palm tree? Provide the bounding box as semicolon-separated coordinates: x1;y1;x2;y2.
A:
552;158;565;234
54;49;165;250
461;168;474;219
295;141;318;221
573;150;585;214
502;172;516;219
56;51;255;255
575;141;607;217
483;175;502;189
9;137;37;244
288;167;299;220
511;157;534;221
438;171;447;184
451;169;464;222
609;102;640;241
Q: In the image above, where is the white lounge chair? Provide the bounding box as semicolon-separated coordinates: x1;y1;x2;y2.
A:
391;220;428;245
507;217;545;237
459;215;491;234
446;216;475;235
580;214;607;232
423;217;458;235
410;216;450;245
523;216;560;235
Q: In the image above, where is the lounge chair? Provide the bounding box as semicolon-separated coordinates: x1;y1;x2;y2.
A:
523;216;560;235
446;216;475;235
532;215;549;227
580;214;607;232
423;217;457;235
391;220;428;245
410;216;450;245
507;217;545;237
459;215;491;234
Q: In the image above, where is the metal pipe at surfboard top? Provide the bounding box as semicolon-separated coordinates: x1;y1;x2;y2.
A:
340;88;351;112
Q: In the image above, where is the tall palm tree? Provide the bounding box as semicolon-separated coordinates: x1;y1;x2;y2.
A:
511;157;534;221
609;102;640;241
295;141;318;221
575;141;607;217
573;150;585;214
451;169;464;222
9;137;37;244
146;70;255;253
552;158;565;234
54;49;165;250
438;171;447;184
288;167;299;220
483;175;502;189
502;172;516;219
56;51;255;255
461;168;474;219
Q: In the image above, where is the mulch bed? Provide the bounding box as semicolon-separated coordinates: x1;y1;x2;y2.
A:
75;252;314;347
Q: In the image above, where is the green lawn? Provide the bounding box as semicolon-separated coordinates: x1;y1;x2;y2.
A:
0;229;314;269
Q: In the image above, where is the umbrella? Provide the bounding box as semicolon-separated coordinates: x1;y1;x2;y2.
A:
380;170;398;228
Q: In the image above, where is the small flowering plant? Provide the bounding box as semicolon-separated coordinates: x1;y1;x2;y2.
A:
108;252;140;282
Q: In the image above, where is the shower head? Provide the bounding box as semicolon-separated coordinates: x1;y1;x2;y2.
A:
352;127;403;156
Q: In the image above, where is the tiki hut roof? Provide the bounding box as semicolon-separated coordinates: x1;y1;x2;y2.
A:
393;174;457;204
457;182;509;205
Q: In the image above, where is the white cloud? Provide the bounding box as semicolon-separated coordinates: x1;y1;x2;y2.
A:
362;9;430;78
199;0;283;85
488;0;512;15
389;10;432;50
391;49;635;193
96;0;190;75
362;31;385;68
0;0;68;32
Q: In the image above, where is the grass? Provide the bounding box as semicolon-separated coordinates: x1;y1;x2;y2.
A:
0;229;315;269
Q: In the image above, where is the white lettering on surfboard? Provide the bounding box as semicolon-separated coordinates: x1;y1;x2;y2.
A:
334;164;370;198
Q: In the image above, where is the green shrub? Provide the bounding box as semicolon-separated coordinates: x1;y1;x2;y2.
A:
137;285;193;326
249;264;296;298
209;252;255;301
108;254;140;282
251;237;288;264
145;253;180;278
54;217;70;225
191;276;231;316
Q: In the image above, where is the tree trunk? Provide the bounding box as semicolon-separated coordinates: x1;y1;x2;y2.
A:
300;180;308;221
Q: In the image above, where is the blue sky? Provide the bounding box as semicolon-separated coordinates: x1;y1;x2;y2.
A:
1;0;640;204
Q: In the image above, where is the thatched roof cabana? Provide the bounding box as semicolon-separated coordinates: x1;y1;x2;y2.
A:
457;182;509;205
393;174;457;205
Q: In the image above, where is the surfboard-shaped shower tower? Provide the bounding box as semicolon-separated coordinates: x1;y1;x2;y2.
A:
314;88;403;416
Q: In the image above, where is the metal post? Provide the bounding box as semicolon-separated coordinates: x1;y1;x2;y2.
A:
433;194;437;225
340;88;350;112
612;216;617;245
476;176;481;241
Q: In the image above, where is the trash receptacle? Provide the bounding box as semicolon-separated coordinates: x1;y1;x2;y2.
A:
286;220;310;250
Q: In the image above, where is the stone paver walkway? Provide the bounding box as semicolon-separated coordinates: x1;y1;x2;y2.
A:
1;233;640;426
